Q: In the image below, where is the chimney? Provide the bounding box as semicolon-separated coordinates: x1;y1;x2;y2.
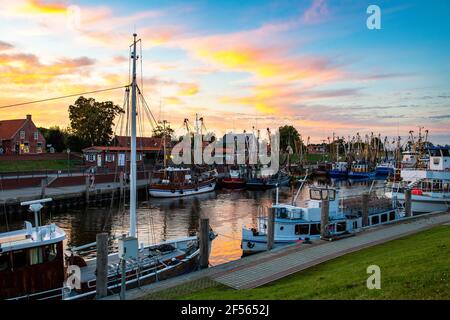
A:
26;114;32;121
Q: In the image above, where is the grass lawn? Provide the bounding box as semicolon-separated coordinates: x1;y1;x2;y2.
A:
144;225;450;300
0;159;82;172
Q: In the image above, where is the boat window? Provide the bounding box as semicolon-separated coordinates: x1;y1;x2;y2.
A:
353;221;358;229
277;207;288;219
0;253;10;272
295;224;309;235
336;222;346;232
12;250;27;269
442;149;450;157
389;211;396;221
43;244;58;262
371;215;380;225
29;247;44;265
381;214;388;223
310;223;320;235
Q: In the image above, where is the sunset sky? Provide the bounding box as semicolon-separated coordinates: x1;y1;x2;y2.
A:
0;0;449;144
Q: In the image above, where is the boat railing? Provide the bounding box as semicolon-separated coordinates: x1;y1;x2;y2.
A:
7;286;72;301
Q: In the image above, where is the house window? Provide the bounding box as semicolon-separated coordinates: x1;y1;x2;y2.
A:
20;130;25;139
34;131;39;140
37;142;43;153
87;154;96;162
106;154;115;162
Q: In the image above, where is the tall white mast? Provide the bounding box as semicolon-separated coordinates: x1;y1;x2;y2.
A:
129;33;138;238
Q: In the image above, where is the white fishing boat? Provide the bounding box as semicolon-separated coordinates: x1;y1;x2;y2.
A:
242;184;403;255
386;146;450;213
149;167;216;198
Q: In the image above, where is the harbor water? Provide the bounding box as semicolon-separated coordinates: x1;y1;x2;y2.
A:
1;178;388;266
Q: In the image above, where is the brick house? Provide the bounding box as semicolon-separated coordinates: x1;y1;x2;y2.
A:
0;115;46;155
307;144;327;154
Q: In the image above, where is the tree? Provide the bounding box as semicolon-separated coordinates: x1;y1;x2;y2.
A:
38;126;67;152
152;123;174;140
68;96;124;147
279;125;301;152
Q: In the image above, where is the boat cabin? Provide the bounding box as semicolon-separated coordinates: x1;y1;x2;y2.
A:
0;222;66;300
428;147;450;171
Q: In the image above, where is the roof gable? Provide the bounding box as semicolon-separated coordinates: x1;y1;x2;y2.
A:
0;119;27;140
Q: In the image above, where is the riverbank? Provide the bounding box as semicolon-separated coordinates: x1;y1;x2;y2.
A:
135;218;450;300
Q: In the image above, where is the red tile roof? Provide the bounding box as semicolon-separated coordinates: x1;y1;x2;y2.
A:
0;119;26;140
82;146;161;152
114;136;163;148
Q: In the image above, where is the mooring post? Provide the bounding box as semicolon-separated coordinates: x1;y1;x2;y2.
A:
199;218;210;268
96;233;108;299
40;178;47;198
120;258;126;300
267;207;275;250
404;188;412;217
362;192;369;227
119;171;124;199
320;199;330;239
85;174;90;204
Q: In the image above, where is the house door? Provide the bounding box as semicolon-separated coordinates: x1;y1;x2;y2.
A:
97;154;102;167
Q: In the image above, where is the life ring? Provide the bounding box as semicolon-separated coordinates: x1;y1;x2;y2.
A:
247;241;255;248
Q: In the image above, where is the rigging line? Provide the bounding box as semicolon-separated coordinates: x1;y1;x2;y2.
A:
0;85;130;109
136;85;158;127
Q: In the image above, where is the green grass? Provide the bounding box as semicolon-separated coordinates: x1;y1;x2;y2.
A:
0;159;82;172
143;225;450;300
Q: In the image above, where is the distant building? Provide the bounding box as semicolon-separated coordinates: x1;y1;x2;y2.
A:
307;144;326;154
0;115;46;155
82;136;165;169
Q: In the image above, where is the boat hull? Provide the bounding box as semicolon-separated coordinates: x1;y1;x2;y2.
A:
328;170;348;178
222;178;246;189
246;176;290;190
348;171;377;179
386;191;450;213
376;167;395;176
149;182;216;198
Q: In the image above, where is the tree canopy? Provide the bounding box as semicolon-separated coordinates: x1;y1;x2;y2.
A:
68;96;124;147
279;125;301;152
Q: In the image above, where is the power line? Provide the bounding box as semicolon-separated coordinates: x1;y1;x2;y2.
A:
0;85;130;109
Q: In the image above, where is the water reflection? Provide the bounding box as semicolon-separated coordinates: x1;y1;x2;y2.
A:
0;178;387;265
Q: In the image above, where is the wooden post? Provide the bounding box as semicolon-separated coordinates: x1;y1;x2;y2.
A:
320;199;330;238
267;207;275;250
404;188;412;217
40;178;47;198
199;218;210;269
120;258;126;300
119;171;124;199
362;192;369;227
96;233;108;299
85;174;90;204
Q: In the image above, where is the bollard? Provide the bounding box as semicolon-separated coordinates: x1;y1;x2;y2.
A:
362;192;369;227
404;188;412;217
199;218;210;269
320;199;330;239
96;233;108;299
267;207;275;250
40;178;47;198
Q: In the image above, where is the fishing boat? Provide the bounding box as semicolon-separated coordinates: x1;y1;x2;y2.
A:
328;162;349;178
375;160;396;176
386;146;450;213
149;167;216;197
246;168;290;190
314;162;332;176
3;34;216;300
242;186;403;255
0;199;66;300
222;169;246;189
348;162;376;179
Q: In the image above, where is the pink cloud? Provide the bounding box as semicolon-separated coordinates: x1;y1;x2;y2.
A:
302;0;330;25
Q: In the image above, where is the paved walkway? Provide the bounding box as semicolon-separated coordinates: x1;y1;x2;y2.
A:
0;180;148;203
105;210;450;299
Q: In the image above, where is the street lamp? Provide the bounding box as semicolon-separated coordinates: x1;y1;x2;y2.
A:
67;148;71;176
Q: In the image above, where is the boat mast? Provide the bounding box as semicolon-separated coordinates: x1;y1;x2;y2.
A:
129;33;138;238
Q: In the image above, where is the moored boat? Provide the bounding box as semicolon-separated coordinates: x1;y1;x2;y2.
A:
222;169;246;189
328;162;349;178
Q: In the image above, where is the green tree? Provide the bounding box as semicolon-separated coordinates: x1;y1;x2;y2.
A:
68;96;124;147
279;125;301;152
152;123;174;140
38;126;67;152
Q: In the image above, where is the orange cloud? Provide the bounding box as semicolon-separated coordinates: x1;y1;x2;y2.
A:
21;0;67;15
178;83;199;96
